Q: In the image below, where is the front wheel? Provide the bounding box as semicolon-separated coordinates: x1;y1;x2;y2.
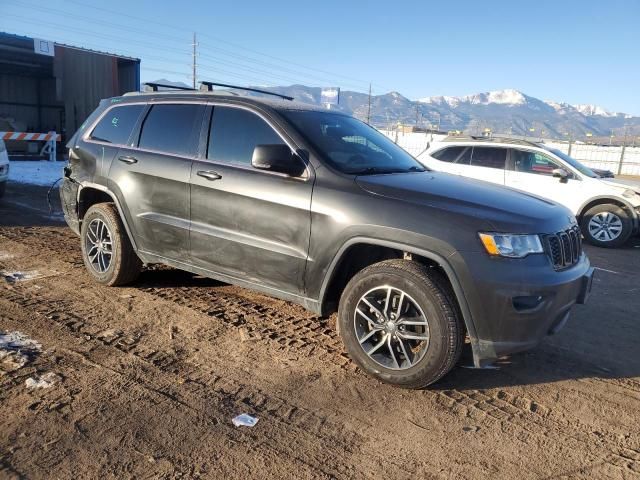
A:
338;259;464;389
80;203;141;286
580;204;632;248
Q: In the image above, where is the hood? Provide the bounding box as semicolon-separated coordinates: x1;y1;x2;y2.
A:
601;178;640;191
356;171;575;233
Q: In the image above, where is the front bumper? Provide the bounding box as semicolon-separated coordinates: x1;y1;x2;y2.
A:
451;250;593;367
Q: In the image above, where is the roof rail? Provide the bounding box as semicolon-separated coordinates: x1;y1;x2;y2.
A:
442;135;541;147
143;82;196;92
199;81;293;101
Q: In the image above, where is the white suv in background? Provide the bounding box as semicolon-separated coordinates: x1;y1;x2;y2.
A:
0;139;9;197
419;137;640;248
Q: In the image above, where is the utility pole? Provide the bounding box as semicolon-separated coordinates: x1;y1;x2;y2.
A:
366;83;372;124
415;104;419;127
192;32;197;89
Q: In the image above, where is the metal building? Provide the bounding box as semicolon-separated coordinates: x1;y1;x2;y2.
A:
0;32;140;154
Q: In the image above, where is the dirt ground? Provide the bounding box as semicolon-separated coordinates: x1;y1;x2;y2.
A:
1;181;639;479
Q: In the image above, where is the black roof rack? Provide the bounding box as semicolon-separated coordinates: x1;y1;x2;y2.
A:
199;81;293;101
143;82;196;92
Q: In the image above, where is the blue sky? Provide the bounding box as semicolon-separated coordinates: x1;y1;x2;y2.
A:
2;0;639;114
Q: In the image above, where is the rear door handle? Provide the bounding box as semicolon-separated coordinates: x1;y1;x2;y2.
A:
118;155;138;164
197;170;222;181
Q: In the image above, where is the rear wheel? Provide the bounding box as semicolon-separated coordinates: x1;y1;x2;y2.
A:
581;204;632;248
338;259;464;389
80;203;141;285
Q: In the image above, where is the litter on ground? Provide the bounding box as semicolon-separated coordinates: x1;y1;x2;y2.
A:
232;414;259;427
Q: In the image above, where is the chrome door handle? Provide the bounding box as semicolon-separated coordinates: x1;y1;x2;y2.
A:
118;155;138;164
197;170;222;181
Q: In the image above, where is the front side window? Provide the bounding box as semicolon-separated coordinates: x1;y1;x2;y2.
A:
138;103;204;156
281;110;425;175
208;106;285;165
546;148;597;178
90;104;144;145
512;150;561;176
470;147;506;169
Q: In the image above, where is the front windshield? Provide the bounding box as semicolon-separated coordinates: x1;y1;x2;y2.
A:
281;110;426;175
547;148;598;178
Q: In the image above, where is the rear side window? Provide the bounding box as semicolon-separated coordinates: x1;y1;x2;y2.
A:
470;147;506;169
90;104;144;145
432;146;466;162
208;106;284;165
138;104;204;156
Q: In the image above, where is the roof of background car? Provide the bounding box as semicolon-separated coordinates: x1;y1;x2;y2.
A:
429;137;544;150
115;91;339;114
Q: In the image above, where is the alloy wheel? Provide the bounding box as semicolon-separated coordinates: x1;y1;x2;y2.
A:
353;286;430;370
588;211;623;242
85;218;113;273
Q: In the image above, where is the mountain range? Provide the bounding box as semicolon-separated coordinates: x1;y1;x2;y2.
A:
260;86;640;139
149;79;640;139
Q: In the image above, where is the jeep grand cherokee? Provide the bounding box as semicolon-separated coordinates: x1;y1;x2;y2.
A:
60;87;594;388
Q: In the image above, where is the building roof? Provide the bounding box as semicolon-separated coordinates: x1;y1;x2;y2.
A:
0;31;140;62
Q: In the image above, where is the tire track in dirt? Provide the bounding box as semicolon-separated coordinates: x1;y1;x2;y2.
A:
0;286;434;478
2;227;639;475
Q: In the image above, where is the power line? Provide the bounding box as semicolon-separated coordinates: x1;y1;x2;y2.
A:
40;0;394;93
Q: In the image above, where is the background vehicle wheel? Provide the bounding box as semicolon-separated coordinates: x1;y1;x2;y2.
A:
338;259;464;389
80;202;141;286
580;204;632;248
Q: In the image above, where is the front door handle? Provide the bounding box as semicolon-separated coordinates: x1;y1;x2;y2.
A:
197;170;222;181
118;155;138;164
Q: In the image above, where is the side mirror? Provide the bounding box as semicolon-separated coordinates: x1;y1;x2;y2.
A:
251;144;304;176
552;168;569;183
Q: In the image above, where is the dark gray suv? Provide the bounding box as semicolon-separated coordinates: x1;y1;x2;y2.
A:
60;88;594;388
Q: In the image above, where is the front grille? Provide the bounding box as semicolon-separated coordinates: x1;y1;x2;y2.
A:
544;226;582;269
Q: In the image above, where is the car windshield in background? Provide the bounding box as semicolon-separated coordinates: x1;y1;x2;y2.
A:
281;110;426;175
546;148;598;178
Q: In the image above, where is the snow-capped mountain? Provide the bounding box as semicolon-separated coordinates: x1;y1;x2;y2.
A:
419;89;529;107
186;82;639;138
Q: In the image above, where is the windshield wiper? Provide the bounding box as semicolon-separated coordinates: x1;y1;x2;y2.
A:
351;166;425;175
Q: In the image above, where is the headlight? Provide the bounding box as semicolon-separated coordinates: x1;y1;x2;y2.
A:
478;232;543;258
622;189;640;198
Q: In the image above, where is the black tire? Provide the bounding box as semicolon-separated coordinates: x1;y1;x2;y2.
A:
80;202;141;286
0;181;6;198
580;203;632;248
338;259;464;389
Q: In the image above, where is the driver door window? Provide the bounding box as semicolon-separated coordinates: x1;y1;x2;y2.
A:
512;150;565;176
505;149;582;212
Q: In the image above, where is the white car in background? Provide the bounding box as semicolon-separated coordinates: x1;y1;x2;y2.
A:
419;137;640;248
0;139;9;197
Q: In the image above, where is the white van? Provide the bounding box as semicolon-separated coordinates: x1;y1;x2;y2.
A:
419;137;640;247
0;139;9;197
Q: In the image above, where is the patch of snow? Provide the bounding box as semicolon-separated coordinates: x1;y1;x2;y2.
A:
417;95;460;107
26;372;61;389
8;161;64;186
418;89;526;107
0;331;42;371
572;104;616;117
